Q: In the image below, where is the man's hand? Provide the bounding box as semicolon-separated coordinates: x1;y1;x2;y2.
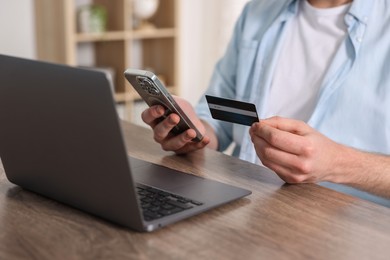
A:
249;116;390;199
249;116;345;183
141;96;211;154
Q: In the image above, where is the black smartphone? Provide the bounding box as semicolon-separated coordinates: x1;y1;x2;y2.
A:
124;69;203;142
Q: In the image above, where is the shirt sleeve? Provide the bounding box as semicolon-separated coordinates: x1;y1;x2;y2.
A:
195;2;250;152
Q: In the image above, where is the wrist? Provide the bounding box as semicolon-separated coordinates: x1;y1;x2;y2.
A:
328;144;364;184
201;120;219;150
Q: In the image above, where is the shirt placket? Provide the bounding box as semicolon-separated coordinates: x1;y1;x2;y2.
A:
239;5;297;163
308;13;367;127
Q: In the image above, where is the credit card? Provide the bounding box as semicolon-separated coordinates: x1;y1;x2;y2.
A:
205;95;259;126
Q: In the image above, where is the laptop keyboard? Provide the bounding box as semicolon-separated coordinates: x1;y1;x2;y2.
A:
136;183;204;221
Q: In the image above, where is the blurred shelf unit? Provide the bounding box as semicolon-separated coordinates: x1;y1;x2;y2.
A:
34;0;180;103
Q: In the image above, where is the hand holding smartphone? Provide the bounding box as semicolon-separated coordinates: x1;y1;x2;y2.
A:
124;69;203;142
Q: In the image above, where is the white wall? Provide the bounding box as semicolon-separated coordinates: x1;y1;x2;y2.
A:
179;0;247;105
0;0;36;59
0;0;247;105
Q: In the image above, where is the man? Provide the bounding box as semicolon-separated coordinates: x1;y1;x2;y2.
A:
141;0;390;206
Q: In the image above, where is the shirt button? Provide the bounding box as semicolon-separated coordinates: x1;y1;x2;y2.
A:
363;16;368;22
357;37;363;42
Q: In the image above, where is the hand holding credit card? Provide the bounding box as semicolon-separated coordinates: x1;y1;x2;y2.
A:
205;95;259;126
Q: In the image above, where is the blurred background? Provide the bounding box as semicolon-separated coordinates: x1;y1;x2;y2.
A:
0;0;247;124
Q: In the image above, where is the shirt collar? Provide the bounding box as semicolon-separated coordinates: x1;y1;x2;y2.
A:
347;0;373;25
280;0;374;25
278;0;299;22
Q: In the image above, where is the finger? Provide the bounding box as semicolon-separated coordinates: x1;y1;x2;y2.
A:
252;137;306;183
252;136;316;183
161;129;197;151
174;136;210;154
250;122;310;155
262;159;306;184
152;113;181;143
141;105;165;127
260;116;311;135
251;135;299;170
163;129;210;152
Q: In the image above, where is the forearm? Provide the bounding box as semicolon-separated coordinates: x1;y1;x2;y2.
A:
334;145;390;198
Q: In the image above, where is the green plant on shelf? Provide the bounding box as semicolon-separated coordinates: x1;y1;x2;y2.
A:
77;4;107;33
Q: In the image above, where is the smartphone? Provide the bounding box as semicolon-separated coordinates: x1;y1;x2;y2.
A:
124;69;203;142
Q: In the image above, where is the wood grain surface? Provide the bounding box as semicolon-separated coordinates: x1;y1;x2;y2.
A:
1;121;390;260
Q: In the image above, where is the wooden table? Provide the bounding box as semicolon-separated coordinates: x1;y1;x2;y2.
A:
1;122;390;260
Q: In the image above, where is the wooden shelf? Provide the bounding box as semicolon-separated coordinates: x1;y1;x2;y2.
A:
76;28;176;43
132;28;176;39
76;31;127;42
115;85;177;103
115;92;133;103
34;0;179;121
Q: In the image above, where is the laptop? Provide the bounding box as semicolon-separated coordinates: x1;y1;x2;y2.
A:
0;54;251;232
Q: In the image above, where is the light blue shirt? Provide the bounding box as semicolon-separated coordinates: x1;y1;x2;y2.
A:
195;0;390;207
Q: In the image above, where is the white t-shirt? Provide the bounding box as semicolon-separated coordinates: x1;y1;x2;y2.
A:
263;0;351;122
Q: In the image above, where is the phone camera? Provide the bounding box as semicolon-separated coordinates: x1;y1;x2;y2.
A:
137;77;160;96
